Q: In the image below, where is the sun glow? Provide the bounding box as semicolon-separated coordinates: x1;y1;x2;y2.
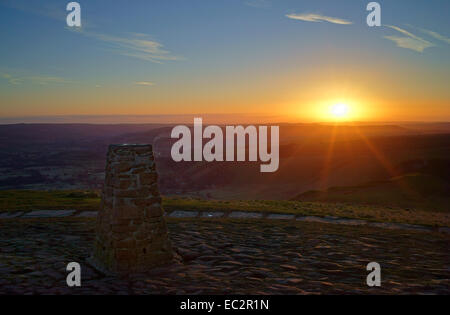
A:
297;97;372;122
330;103;350;119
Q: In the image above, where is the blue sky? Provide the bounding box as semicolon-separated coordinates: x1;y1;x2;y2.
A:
0;0;449;121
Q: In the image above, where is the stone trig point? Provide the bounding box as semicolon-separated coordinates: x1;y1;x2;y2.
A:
91;144;174;274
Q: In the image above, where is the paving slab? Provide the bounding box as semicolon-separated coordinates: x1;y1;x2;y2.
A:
368;222;432;232
22;210;76;218
267;214;295;220
0;212;23;219
201;212;225;218
76;211;98;218
331;218;367;226
229;212;263;219
169;211;199;218
296;216;339;224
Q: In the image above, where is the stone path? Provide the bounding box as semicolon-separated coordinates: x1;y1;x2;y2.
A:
1;209;449;234
0;218;448;294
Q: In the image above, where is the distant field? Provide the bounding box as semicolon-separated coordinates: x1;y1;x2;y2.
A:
294;173;450;213
1;123;449;200
0;190;100;211
0;190;448;227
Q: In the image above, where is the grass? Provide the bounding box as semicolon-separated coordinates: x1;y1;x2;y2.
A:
294;173;450;213
0;190;100;211
0;190;448;227
164;197;450;227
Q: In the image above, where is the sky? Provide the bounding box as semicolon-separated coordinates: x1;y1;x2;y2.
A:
0;0;449;123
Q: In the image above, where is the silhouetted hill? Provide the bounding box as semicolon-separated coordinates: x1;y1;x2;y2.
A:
0;123;449;200
0;124;167;147
293;173;450;212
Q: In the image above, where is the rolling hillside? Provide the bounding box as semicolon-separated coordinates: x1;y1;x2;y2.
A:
293;173;450;213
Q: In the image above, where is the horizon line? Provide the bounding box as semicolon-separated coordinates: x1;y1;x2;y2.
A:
0;114;449;126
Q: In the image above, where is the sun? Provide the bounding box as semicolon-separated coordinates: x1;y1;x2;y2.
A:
330;103;350;119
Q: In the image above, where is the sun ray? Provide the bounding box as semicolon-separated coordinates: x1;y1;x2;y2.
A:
318;123;338;189
352;124;418;198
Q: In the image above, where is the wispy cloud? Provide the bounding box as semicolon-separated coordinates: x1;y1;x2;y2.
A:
384;25;434;53
134;81;155;87
1;72;22;85
0;71;71;85
286;13;352;25
416;27;450;45
79;31;183;64
1;0;181;63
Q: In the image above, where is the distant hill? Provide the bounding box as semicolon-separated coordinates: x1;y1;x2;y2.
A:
293;173;450;213
0;123;168;146
0;123;449;200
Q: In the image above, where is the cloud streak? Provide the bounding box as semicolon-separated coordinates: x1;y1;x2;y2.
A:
0;71;71;85
286;13;352;25
384;25;434;53
134;81;155;86
1;0;181;63
83;31;182;63
417;28;450;45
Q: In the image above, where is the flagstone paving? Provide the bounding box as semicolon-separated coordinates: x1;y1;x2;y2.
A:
0;217;448;295
1;209;448;234
22;210;76;218
75;211;98;218
229;212;263;219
